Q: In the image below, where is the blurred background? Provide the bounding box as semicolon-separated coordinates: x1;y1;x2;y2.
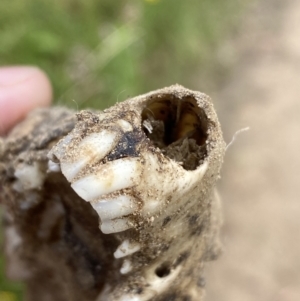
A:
0;0;245;110
1;0;300;300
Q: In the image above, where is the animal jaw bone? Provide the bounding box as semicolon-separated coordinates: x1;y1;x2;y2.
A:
0;85;225;301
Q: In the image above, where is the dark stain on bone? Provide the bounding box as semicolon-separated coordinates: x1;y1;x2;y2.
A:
162;216;171;227
204;247;221;261
63;217;105;290
106;129;145;160
191;222;205;237
188;214;205;237
135;287;143;294
174;251;190;267
161;292;177;301
188;214;199;226
197;276;206;288
160;243;170;253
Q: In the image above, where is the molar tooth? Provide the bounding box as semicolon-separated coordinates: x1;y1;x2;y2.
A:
91;195;138;220
114;239;141;258
50;133;73;161
60;131;119;181
71;158;141;202
77;131;119;160
100;218;132;234
60;161;86;181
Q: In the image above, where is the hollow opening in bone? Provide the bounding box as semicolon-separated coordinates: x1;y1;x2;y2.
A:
155;262;171;278
142;96;208;170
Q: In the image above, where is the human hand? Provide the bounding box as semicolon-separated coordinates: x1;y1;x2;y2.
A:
0;66;52;136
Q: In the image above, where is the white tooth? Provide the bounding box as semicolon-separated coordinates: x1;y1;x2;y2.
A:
120;259;132;274
117;119;133;132
78;131;118;161
51;133;73;160
114;239;141;258
47;160;61;173
14;162;45;190
71;158;141;202
142;199;160;214
91;195;137;220
61;131;119;181
142;119;153;133
100;219;132;234
61;161;87;181
119;296;141;301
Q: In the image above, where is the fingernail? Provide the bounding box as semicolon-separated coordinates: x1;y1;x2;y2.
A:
0;66;39;86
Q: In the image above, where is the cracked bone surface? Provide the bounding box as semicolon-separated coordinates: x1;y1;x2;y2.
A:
0;85;225;301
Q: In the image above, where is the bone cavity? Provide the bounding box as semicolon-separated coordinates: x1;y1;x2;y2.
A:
118;266;181;301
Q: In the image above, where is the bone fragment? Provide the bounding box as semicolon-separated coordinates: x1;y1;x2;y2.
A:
0;85;225;301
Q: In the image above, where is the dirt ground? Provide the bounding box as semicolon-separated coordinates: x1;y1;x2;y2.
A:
205;0;300;300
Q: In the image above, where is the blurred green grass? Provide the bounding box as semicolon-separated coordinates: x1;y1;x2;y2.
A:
0;0;246;109
0;0;246;299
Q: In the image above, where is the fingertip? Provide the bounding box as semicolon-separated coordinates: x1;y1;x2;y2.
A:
28;67;53;107
0;66;53;135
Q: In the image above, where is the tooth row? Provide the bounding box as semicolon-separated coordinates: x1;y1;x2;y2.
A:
51;117;134;182
49;126;143;235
